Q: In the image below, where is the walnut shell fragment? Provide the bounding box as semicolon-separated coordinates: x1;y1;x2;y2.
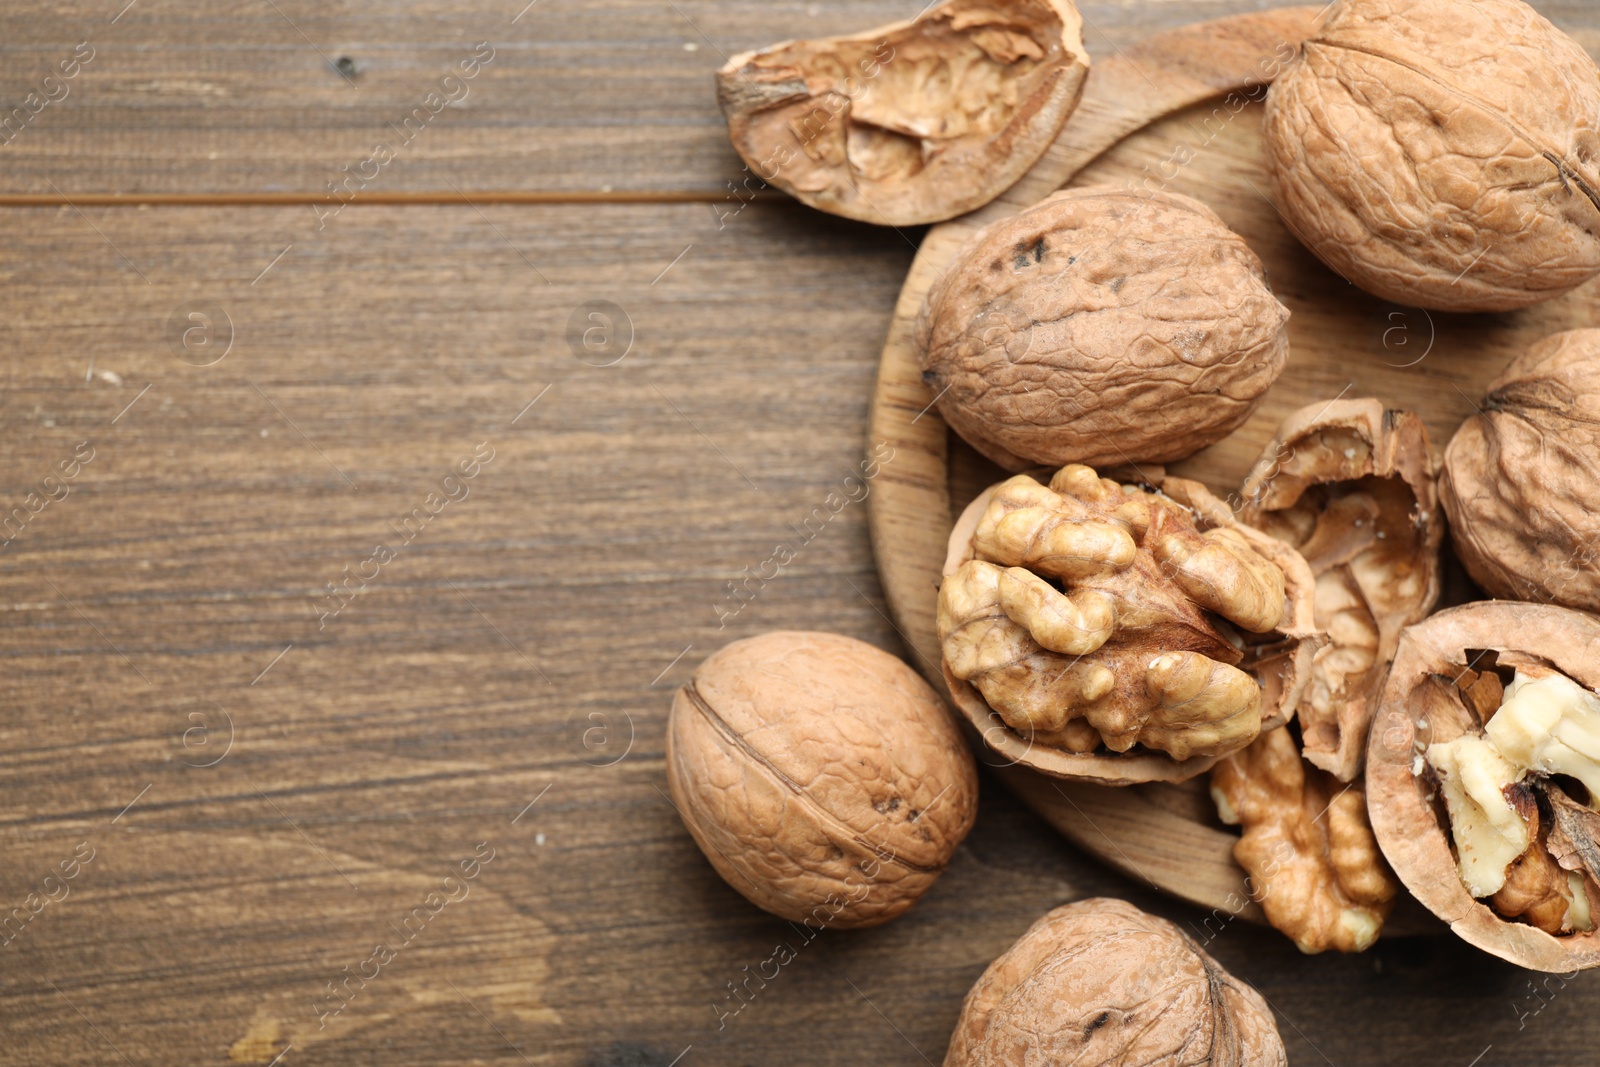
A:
1212;726;1399;953
1367;603;1600;971
938;464;1320;784
716;0;1088;226
1264;0;1600;312
667;631;978;929
1442;329;1600;613
1239;398;1443;781
945;897;1287;1067
917;186;1291;471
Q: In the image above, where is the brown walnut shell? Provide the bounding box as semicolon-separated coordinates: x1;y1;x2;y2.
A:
716;0;1088;226
1238;398;1443;781
667;631;978;929
1264;0;1600;312
916;186;1291;471
940;468;1320;784
1442;329;1600;612
945;897;1287;1067
1367;602;1600;971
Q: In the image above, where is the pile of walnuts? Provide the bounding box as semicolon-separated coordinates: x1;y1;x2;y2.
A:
667;0;1600;1059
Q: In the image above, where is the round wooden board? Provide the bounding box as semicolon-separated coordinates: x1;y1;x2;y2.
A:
867;4;1600;933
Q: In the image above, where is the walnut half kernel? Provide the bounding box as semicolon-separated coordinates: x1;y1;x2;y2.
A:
938;464;1320;783
1426;670;1600;934
1212;726;1398;953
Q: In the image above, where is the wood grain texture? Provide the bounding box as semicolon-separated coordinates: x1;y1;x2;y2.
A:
2;2;1600;1065
867;6;1600;930
2;197;1595;1067
0;0;1593;197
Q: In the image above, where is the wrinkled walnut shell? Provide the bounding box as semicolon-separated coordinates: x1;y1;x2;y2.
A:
667;631;978;929
1442;329;1600;613
940;467;1320;784
1367;603;1600;971
945;897;1287;1066
917;186;1291;470
716;0;1088;226
1264;0;1600;312
1239;398;1443;781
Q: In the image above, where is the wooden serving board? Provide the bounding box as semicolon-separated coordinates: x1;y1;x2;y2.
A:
868;5;1600;929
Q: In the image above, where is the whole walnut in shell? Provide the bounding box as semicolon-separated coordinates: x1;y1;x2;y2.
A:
1264;0;1600;312
667;631;978;929
938;464;1320;784
1442;329;1600;613
945;897;1286;1066
917;186;1291;470
1367;603;1600;971
1238;398;1443;781
716;0;1088;226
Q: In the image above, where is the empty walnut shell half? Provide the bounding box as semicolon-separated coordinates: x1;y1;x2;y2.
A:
1367;603;1600;971
916;186;1291;471
945;897;1287;1066
667;631;979;929
1442;329;1600;613
1264;0;1600;312
1238;398;1443;781
938;464;1320;784
716;0;1088;226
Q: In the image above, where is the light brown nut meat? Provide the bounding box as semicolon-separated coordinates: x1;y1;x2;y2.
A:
1264;0;1600;312
1211;726;1398;953
938;466;1321;784
1367;603;1600;971
916;186;1291;471
1491;797;1582;937
945;897;1287;1067
667;631;978;929
1442;329;1600;614
1238;398;1442;781
716;0;1088;226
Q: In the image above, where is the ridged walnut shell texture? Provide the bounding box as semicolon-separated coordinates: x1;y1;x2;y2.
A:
917;186;1290;471
1366;603;1600;972
1238;398;1442;781
1264;0;1600;312
716;0;1088;226
667;631;978;929
1442;329;1600;612
945;898;1286;1067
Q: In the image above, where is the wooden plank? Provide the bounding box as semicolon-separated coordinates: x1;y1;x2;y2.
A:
0;0;1593;197
3;200;1600;1065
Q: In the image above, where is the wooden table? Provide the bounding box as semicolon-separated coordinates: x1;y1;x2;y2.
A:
1;2;1597;1064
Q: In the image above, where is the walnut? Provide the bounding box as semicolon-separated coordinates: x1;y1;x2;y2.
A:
1211;726;1399;953
916;186;1291;471
1367;602;1600;971
1442;329;1600;613
1238;398;1443;781
666;631;978;929
938;464;1320;783
716;0;1088;226
945;897;1286;1067
1264;0;1600;312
